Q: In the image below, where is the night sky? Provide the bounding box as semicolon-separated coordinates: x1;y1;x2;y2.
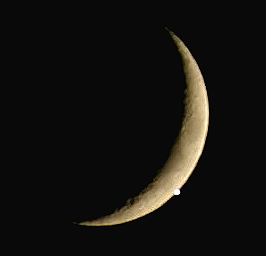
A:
37;7;247;253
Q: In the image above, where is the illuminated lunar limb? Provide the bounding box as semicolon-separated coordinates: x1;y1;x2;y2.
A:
76;28;209;227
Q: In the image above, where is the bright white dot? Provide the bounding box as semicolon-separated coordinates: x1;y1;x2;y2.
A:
173;188;181;195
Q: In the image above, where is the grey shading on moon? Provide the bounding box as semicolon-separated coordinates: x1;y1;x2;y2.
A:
74;28;209;226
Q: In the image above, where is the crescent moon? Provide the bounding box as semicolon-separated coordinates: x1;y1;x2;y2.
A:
77;28;209;226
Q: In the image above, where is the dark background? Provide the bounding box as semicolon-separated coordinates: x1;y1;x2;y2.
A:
11;3;260;253
54;20;226;243
43;12;232;238
3;2;264;254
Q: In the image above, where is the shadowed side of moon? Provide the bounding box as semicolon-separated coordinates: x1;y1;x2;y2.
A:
56;27;187;224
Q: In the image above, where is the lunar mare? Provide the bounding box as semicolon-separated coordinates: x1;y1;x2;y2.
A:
77;28;209;226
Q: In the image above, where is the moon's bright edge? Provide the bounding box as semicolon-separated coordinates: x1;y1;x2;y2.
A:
76;28;209;226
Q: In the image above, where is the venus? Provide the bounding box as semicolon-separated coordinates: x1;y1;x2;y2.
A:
173;188;181;195
76;28;209;226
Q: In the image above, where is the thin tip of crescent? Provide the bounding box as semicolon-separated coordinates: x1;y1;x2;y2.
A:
164;27;179;39
73;221;91;226
164;27;171;33
164;27;173;35
73;220;103;226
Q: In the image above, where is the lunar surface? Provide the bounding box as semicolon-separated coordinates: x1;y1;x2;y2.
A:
76;28;209;226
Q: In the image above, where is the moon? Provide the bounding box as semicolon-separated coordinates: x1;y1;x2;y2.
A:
76;28;209;226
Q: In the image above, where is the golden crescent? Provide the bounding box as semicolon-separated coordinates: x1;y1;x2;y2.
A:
77;28;209;226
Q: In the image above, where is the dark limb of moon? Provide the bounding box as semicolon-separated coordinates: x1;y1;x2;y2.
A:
76;28;209;226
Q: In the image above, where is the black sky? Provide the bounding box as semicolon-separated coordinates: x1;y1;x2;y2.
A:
40;8;246;249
